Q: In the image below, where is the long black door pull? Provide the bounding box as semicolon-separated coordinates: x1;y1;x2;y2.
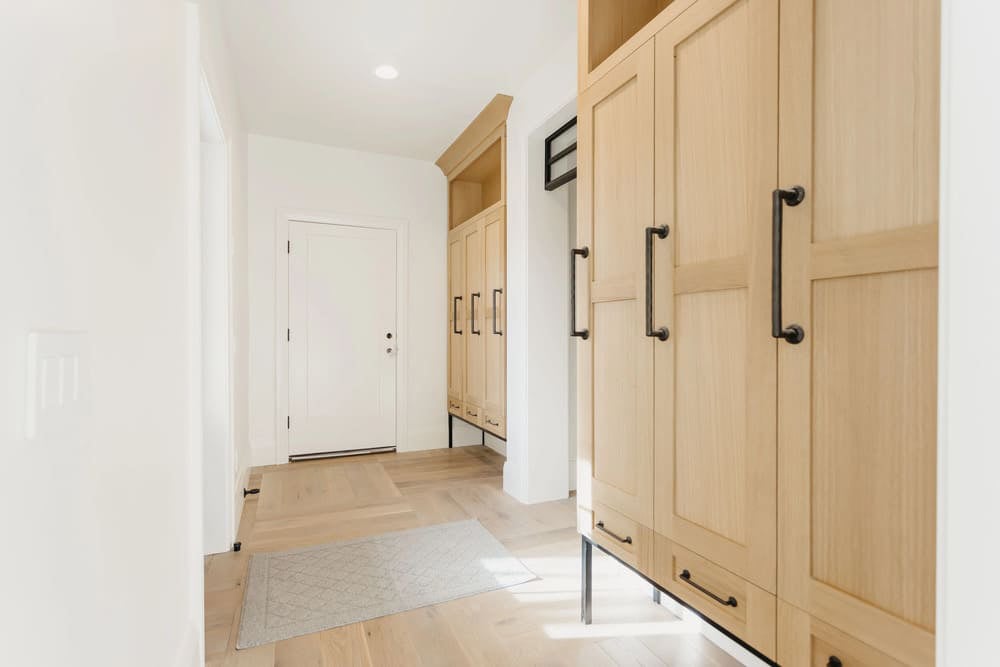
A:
452;296;463;335
492;288;503;335
645;225;670;340
772;186;805;344
571;247;590;339
470;292;481;335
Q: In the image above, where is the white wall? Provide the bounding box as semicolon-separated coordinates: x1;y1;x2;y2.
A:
0;3;203;665
248;135;447;465
504;34;578;503
936;1;1000;663
198;0;251;551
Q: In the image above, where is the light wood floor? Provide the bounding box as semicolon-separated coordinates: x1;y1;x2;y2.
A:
204;446;740;666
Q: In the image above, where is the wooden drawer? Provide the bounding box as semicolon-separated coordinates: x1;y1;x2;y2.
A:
483;411;505;438
462;402;483;427
778;601;908;667
654;537;776;660
592;503;653;573
448;399;462;416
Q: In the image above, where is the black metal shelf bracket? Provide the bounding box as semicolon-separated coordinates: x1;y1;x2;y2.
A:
544;116;578;191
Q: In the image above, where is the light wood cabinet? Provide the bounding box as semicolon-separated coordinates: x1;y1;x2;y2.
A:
577;0;939;663
577;40;655;529
439;96;510;440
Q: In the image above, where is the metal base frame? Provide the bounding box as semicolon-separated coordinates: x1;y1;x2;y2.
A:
580;535;778;667
447;412;507;448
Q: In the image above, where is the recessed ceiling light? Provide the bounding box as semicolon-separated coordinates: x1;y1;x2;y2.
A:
374;65;399;80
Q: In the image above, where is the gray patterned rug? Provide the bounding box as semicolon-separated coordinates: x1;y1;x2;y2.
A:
236;519;536;648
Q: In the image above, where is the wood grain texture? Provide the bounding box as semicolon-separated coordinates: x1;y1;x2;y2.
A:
463;219;485;411
777;601;906;667
435;94;512;176
777;0;939;663
205;448;740;666
483;207;506;431
653;0;779;593
447;228;465;410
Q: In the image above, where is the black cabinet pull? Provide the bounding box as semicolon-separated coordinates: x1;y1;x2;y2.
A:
827;658;842;667
595;521;632;544
453;296;463;335
492;288;504;335
645;225;670;341
771;186;805;344
470;292;481;335
679;569;738;608
571;247;590;339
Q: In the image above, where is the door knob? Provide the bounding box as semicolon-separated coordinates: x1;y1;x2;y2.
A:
386;347;393;354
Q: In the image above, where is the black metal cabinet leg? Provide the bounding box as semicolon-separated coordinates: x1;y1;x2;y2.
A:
581;536;593;624
448;413;453;448
653;587;661;604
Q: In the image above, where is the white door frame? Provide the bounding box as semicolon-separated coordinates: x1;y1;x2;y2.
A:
275;210;409;464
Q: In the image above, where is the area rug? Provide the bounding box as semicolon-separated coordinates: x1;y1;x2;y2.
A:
236;519;536;648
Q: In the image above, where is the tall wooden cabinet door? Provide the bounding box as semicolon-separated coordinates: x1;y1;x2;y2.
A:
463;218;486;417
652;0;779;592
577;41;655;528
447;228;465;413
777;1;939;664
483;207;506;431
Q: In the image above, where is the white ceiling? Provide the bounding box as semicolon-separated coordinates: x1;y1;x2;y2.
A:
220;0;576;161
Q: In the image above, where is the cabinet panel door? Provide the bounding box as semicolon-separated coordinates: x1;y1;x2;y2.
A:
652;0;779;592
463;219;486;411
447;229;464;410
777;1;939;664
483;207;506;424
577;41;655;526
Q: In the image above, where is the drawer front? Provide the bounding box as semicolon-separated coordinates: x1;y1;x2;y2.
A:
778;601;907;667
592;503;652;573
463;402;483;427
483;411;505;438
655;537;776;659
448;399;462;416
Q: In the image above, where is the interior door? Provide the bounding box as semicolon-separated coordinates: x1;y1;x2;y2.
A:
652;0;779;592
777;1;939;664
483;207;506;429
288;221;397;456
447;228;465;413
463;218;485;418
577;41;655;527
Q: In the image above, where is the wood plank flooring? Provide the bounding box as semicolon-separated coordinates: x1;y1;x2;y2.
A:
204;446;740;666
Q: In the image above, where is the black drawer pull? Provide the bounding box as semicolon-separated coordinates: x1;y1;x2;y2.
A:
467;409;478;417
827;658;842;667
570;247;590;339
486;418;500;427
595;521;632;544
644;225;670;341
453;296;463;335
679;569;738;607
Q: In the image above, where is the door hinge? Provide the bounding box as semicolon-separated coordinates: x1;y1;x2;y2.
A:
287;415;290;429
287;240;291;254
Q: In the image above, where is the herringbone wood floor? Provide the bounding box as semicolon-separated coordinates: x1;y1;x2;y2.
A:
204;446;740;666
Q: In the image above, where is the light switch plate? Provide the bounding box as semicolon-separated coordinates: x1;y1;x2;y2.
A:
25;331;90;441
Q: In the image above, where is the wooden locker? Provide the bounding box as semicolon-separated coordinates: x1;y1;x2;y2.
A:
576;40;656;538
651;0;779;593
463;216;486;426
447;228;465;416
483;207;506;436
776;0;940;664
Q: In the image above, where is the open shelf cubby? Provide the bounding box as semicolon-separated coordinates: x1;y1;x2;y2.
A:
449;138;502;229
586;0;673;76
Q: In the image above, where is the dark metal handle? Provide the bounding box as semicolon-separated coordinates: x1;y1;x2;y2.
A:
679;569;738;607
470;292;481;335
453;296;463;335
571;247;590;339
772;186;805;344
492;288;503;335
827;658;842;667
595;521;632;544
467;409;478;417
645;225;670;341
486;418;500;426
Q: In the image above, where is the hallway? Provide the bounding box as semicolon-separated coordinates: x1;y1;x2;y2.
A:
204;447;738;665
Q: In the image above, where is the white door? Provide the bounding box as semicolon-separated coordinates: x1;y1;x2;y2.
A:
288;221;397;456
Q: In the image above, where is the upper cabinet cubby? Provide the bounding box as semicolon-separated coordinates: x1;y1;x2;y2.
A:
449;139;502;228
437;94;512;230
580;0;676;89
